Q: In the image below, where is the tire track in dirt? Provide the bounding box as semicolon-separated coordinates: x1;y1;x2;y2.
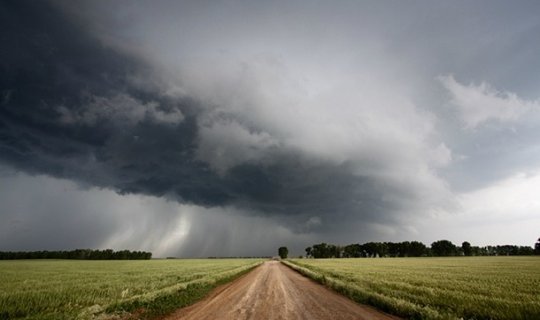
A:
165;261;400;320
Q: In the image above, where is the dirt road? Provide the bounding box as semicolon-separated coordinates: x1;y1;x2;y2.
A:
166;261;399;320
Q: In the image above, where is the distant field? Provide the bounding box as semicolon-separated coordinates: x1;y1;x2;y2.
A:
0;259;262;320
285;257;540;320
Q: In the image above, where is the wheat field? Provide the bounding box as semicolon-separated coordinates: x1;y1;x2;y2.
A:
0;259;262;319
285;257;540;319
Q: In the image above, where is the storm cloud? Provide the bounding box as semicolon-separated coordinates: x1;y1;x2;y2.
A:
1;1;540;256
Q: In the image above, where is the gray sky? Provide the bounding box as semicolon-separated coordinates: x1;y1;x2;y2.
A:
1;1;539;257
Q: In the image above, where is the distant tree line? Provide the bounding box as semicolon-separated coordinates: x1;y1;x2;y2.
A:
0;249;152;260
304;239;538;258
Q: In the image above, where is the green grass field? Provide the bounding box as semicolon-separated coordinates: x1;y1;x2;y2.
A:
285;257;540;320
0;259;262;320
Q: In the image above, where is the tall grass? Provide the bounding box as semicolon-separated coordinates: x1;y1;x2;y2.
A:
0;259;262;319
285;257;540;320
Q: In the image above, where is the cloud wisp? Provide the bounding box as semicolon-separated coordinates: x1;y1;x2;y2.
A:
439;75;539;128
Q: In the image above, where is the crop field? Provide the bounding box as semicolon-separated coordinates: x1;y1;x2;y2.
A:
0;259;262;320
285;257;540;320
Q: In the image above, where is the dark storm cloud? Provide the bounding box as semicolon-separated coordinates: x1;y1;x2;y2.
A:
0;1;230;205
3;1;539;255
0;1;429;233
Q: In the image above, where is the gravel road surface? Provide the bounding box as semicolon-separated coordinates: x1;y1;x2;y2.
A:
166;261;400;320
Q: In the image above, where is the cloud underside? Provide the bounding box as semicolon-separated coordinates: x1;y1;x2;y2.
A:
0;1;454;235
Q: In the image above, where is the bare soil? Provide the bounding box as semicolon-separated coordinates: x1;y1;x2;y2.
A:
165;261;400;320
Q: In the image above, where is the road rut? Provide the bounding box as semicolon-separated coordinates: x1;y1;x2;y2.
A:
165;261;400;320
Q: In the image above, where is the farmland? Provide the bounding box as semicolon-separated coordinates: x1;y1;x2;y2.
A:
285;257;540;319
0;259;262;320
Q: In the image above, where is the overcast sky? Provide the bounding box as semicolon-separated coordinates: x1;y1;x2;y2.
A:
1;1;540;257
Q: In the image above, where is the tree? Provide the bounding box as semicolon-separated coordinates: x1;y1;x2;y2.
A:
361;242;380;257
409;241;427;257
386;242;400;257
431;240;457;256
311;243;329;258
278;246;288;259
462;241;472;256
343;244;362;258
535;238;540;255
305;247;312;258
